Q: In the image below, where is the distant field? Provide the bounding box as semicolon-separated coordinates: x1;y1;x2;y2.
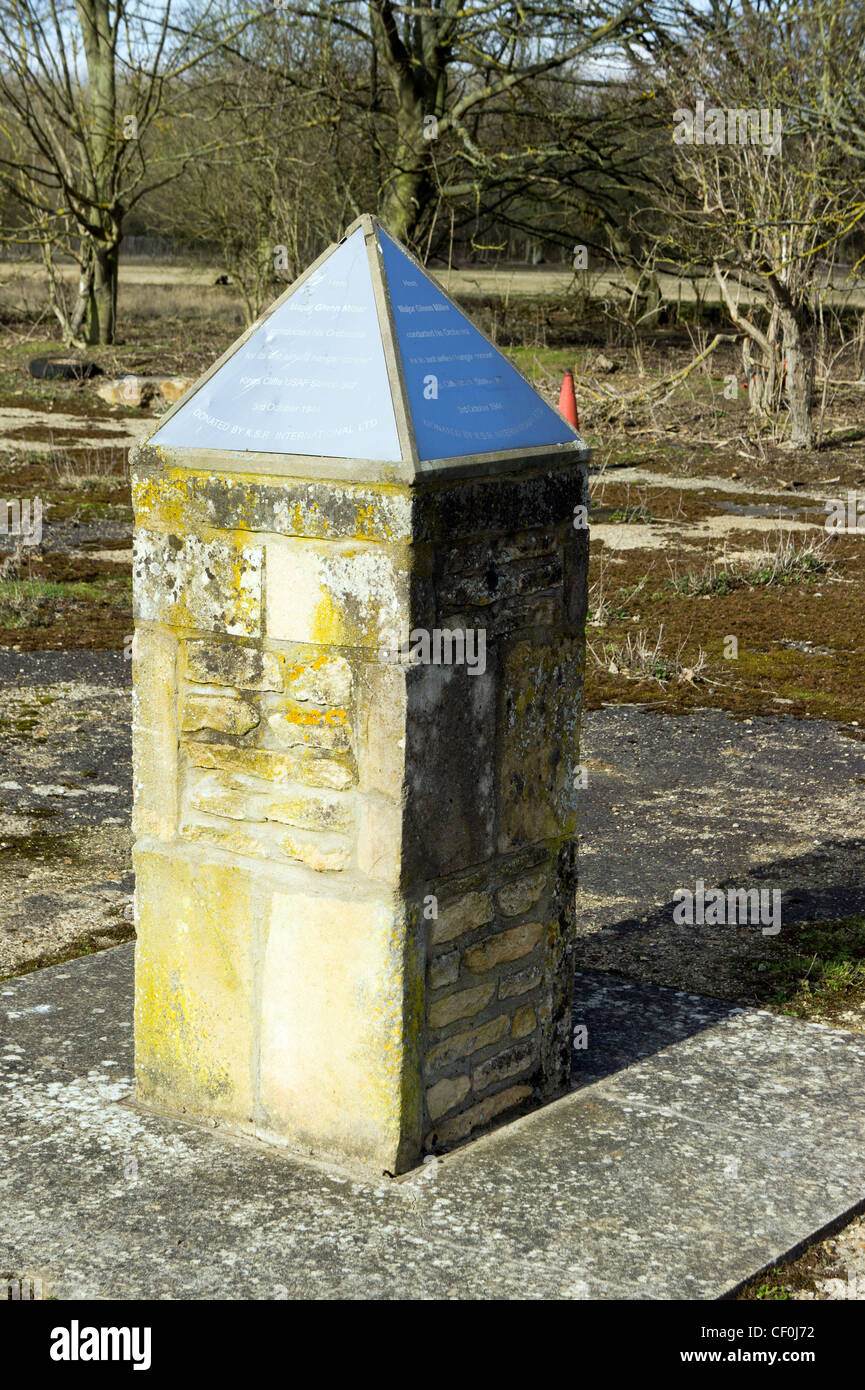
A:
3;257;864;314
1;260;222;287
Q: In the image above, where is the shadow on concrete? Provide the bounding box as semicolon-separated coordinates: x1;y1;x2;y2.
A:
570;968;741;1089
571;837;865;1089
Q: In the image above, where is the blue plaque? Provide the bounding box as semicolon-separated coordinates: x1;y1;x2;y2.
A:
378;229;578;460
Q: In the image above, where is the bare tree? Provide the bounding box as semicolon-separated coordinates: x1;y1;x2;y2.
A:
150;16;370;323
638;0;865;449
0;0;252;344
258;1;659;249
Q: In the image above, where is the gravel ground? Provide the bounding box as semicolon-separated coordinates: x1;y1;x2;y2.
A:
578;703;865;1024
0;650;132;978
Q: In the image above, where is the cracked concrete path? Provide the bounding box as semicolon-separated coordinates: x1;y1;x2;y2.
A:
2;946;865;1300
2;655;864;1298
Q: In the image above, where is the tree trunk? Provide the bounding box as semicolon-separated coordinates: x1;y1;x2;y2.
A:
759;307;781;417
742;338;764;416
379;93;430;244
76;0;121;343
779;304;813;448
766;273;813;449
85;240;119;345
70;253;94;342
743;307;780;420
607;221;663;327
370;0;445;247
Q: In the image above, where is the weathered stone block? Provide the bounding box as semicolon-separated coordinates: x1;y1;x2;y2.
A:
188;777;267;822
300;758;354;791
259;891;422;1168
463;921;544;973
497;871;547;918
428;983;496;1029
134;845;255;1120
430;891;494;946
134;530;262;637
186;640;282;691
438;553;561;610
132;629;178;839
185;744;352;791
428;949;459;990
498;964;543;999
266;704;351;752
440;533;550;578
356;661;406;800
425;1015;510;1072
132;469;414;543
182;694;259;736
425;1084;532;1148
357;798;403;884
186;744;297;782
285;652;352;705
266;539;407;646
280;830;351;873
264;790;353;835
498;638;583;853
472;1042;537;1092
403;662;497;879
426;1075;471;1120
512;1004;537;1038
180;819;277;860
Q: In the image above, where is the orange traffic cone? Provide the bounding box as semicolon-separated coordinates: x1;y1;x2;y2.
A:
558;369;579;429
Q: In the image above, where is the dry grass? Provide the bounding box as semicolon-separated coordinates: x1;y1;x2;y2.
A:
587;623;708;685
0;577;61;626
667;531;837;597
50;447;129;490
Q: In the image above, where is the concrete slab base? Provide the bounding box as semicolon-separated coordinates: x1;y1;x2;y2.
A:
2;946;865;1300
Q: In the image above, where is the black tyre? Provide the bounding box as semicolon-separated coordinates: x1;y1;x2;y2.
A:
28;357;102;381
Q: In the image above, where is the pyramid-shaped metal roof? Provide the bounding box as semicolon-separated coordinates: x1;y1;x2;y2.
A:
147;215;585;479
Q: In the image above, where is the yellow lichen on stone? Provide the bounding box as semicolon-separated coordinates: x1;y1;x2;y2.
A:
134;846;255;1121
355;503;378;538
310;592;348;646
283;704;347;728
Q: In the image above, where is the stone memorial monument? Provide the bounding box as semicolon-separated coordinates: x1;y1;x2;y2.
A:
131;213;590;1174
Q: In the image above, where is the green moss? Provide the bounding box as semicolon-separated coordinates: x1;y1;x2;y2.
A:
736;1247;835;1301
0;574;132;630
0;827;80;863
0;922;134;982
608;503;655;524
756;917;865;1021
